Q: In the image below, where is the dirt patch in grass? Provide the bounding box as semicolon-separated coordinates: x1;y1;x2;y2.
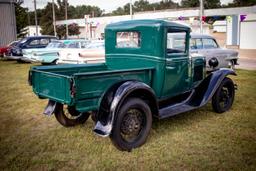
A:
0;60;255;170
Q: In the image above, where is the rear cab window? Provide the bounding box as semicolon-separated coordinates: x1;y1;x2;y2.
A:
116;32;141;48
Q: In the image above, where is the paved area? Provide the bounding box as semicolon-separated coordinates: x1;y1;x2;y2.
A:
237;58;256;70
210;32;256;70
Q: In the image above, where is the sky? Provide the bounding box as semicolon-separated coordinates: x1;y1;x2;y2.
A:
22;0;234;12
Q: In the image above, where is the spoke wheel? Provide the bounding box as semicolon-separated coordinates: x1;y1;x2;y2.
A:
110;98;152;151
54;103;90;127
212;77;235;113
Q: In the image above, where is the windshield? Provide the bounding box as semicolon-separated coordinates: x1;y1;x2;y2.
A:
46;42;65;48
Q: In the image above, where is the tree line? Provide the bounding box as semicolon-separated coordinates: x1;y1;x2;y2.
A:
16;0;256;38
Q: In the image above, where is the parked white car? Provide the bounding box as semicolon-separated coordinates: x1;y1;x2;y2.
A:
57;40;105;64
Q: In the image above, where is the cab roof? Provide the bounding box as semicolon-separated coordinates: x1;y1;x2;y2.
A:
106;19;191;31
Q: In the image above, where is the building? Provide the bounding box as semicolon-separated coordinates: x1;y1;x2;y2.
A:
0;0;16;46
213;20;227;33
21;26;42;37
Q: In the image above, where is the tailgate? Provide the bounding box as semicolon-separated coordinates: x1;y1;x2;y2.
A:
30;69;73;104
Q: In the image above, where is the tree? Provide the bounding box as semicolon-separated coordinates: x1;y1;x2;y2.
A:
204;0;221;9
181;0;199;8
111;0;179;15
40;2;56;35
229;0;256;7
15;1;29;37
56;23;80;39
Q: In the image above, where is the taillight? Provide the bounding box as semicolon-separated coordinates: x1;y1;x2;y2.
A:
70;78;76;98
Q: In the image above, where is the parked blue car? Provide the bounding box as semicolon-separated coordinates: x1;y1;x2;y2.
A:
5;35;57;61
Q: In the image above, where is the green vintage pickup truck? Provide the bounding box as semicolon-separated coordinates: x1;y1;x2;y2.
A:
29;20;236;151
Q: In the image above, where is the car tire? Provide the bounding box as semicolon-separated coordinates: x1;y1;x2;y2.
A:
212;77;235;113
54;103;90;127
110;98;152;151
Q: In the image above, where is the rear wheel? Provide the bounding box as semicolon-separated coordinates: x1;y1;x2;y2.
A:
54;104;90;127
212;77;235;113
110;98;152;151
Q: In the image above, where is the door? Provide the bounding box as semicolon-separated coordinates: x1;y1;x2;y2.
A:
161;29;190;98
240;21;256;49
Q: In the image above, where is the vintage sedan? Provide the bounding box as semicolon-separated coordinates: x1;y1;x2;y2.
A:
170;34;239;71
21;40;69;64
57;40;104;64
5;36;57;61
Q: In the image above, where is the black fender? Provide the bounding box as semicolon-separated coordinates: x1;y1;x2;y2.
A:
189;68;236;107
93;81;158;137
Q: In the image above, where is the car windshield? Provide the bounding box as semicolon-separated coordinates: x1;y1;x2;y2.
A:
46;42;65;48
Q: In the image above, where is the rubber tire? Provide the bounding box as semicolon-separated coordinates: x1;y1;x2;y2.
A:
54;104;90;127
110;98;152;151
212;77;235;113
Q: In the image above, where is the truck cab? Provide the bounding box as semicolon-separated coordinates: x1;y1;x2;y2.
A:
29;20;236;151
105;20;205;98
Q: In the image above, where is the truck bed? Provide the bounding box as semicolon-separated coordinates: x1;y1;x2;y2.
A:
30;63;154;112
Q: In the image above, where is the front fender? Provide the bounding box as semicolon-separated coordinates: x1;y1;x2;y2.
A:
93;81;156;137
191;68;236;107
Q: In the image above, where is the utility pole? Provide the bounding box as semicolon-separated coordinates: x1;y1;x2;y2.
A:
65;0;68;38
34;0;38;36
199;0;203;34
52;0;57;37
130;0;133;19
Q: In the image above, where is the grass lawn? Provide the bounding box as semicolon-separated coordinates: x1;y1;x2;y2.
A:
0;60;255;170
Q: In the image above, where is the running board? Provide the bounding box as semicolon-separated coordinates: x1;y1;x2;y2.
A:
159;103;197;119
158;90;199;119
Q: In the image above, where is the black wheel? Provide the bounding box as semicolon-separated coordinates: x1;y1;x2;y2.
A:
110;98;152;151
54;103;90;127
212;77;235;113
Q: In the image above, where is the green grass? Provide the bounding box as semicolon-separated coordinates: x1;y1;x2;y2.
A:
0;60;255;170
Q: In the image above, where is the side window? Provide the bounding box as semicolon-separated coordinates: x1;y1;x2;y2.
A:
29;39;40;46
116;32;140;48
190;39;196;49
167;32;186;54
196;39;203;49
40;38;50;45
202;38;218;49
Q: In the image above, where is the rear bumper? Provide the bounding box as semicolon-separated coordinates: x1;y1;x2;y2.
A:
4;55;22;60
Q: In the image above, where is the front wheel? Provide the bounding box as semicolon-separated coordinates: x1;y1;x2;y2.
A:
110;98;152;151
212;77;235;113
54;104;90;127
